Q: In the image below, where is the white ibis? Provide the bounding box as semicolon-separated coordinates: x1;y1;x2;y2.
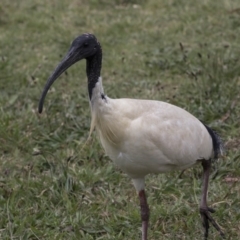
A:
38;33;224;239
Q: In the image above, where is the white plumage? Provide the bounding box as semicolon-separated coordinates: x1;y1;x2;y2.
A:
91;78;212;182
38;33;224;240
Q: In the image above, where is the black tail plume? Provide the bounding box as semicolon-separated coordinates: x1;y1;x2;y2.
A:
203;124;224;159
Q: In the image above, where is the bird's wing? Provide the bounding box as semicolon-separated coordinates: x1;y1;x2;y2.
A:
95;98;213;177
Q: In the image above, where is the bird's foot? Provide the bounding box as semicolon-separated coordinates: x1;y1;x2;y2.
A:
200;207;225;239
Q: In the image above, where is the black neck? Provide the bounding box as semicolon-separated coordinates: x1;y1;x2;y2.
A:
86;47;102;100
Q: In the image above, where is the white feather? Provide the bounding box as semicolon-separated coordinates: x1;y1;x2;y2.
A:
89;78;213;184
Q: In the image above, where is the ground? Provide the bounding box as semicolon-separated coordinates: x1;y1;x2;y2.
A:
0;0;240;239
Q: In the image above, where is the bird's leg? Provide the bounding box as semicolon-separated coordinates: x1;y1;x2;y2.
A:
138;190;150;240
200;159;224;239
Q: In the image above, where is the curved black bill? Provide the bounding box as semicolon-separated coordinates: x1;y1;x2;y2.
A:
38;48;80;113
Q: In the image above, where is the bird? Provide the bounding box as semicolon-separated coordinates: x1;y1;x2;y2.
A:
38;33;224;240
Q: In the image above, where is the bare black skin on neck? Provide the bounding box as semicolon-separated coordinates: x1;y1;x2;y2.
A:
38;33;103;113
86;46;102;100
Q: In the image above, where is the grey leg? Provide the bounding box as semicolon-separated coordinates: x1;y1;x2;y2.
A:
200;159;224;239
139;190;150;240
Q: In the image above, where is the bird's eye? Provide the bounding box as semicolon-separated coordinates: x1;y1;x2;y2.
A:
83;42;88;47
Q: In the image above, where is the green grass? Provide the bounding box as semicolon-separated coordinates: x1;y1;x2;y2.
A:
0;0;240;239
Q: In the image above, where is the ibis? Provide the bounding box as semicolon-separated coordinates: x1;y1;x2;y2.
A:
38;33;224;239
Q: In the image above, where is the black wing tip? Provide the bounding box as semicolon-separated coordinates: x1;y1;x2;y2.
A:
203;123;224;159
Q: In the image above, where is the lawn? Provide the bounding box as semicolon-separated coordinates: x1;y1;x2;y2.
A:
0;0;240;239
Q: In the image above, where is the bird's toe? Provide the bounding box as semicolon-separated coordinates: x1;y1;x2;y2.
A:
200;208;225;239
207;207;215;213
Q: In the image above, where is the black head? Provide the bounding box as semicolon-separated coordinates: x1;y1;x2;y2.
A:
38;33;101;113
70;33;100;60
